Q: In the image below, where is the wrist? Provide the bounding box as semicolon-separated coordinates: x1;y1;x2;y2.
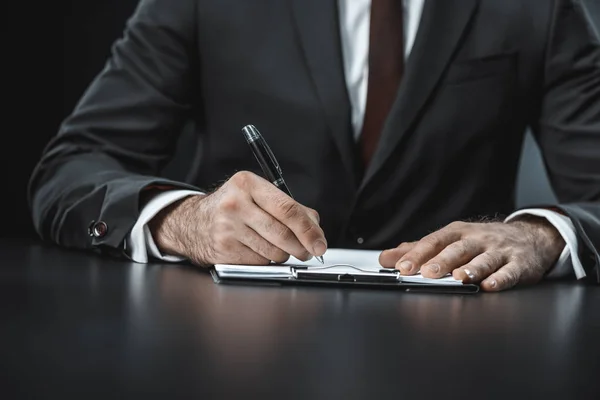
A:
508;215;565;264
148;194;205;258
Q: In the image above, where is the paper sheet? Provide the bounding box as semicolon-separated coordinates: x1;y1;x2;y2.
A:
285;249;462;285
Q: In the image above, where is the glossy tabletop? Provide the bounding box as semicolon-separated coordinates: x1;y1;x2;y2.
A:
2;240;599;399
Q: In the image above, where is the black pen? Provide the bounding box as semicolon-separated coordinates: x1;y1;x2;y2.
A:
242;124;324;264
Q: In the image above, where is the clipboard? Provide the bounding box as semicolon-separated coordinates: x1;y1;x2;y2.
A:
211;261;480;294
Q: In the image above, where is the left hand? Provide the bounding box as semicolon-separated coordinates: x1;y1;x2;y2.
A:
379;217;566;291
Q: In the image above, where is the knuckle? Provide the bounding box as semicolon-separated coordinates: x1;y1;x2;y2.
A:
488;251;505;267
475;254;491;270
272;222;294;242
279;200;301;220
463;238;481;254
509;249;526;262
231;171;253;188
299;217;316;235
309;209;320;223
405;240;418;247
397;242;413;252
218;194;239;212
448;221;466;230
280;227;296;243
421;236;441;251
296;221;322;244
405;249;425;262
509;273;520;287
451;240;470;258
262;218;276;234
480;232;496;244
503;270;519;287
476;252;498;270
481;257;495;271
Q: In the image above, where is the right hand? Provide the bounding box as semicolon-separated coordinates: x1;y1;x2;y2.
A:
149;171;327;266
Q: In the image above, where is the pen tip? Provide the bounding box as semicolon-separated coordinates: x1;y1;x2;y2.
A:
317;256;324;264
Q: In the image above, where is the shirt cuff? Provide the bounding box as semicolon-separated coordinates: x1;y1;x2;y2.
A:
505;209;586;280
126;190;204;263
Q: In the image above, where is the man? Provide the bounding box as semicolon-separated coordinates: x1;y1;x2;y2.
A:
29;0;600;291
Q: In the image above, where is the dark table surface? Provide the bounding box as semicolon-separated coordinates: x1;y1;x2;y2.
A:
2;240;599;399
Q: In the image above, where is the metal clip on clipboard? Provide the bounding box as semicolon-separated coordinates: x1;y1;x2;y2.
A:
292;264;401;284
212;253;480;293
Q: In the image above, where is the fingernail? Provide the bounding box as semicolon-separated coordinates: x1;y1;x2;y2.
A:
489;279;497;288
426;264;440;274
313;240;327;256
464;268;475;280
399;261;413;272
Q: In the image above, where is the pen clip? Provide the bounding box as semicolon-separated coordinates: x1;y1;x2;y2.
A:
262;136;282;175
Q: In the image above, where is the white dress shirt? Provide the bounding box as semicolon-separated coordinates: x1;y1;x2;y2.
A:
126;0;585;280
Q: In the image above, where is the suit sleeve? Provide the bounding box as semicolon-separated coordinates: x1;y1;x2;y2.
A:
28;0;202;255
531;0;600;282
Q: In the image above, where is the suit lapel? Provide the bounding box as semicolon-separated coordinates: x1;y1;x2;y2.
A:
291;0;357;187
360;0;480;190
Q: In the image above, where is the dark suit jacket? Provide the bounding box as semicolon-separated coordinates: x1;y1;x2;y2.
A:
29;0;600;281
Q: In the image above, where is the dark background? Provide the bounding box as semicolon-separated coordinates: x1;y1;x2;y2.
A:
4;1;141;238
3;1;599;240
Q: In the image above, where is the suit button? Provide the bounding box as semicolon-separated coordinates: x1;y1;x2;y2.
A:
90;221;108;238
356;237;364;245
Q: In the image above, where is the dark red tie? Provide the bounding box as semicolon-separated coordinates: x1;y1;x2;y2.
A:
360;0;405;166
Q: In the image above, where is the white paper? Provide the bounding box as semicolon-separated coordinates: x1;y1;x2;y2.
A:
285;249;462;285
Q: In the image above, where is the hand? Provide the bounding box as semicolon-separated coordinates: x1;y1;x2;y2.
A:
379;217;566;291
149;171;327;266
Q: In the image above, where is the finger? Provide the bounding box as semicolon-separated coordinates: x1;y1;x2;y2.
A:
396;225;463;275
244;203;312;261
247;175;327;257
201;241;270;266
379;242;417;268
421;239;484;278
237;226;290;264
480;262;527;292
234;244;272;265
452;251;506;283
481;258;546;291
302;206;320;225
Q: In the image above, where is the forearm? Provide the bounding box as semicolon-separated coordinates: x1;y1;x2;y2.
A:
28;0;202;253
29;151;200;253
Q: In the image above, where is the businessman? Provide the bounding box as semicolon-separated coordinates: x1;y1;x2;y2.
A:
29;0;600;291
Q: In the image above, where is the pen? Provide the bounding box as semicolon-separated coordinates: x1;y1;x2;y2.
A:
242;124;324;264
